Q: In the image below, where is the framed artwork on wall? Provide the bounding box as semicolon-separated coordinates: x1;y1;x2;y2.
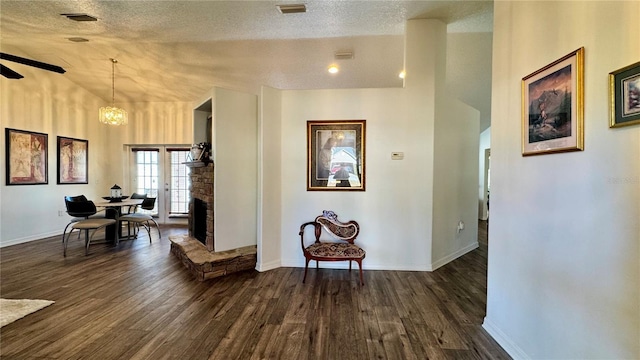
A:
609;61;640;128
5;128;48;185
57;136;88;184
307;120;366;191
521;47;584;156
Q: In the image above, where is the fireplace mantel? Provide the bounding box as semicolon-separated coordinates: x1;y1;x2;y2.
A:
183;160;213;168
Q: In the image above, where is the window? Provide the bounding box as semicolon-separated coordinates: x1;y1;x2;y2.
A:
168;149;190;215
133;149;159;214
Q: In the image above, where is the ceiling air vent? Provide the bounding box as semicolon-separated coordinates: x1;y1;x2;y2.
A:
61;13;98;21
335;51;354;60
276;4;307;14
67;37;89;42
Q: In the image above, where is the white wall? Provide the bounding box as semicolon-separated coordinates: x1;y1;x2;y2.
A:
446;31;493;131
485;1;640;358
213;87;258;251
257;86;282;271
432;18;481;268
117;101;194;195
275;19;481;271
279;88;432;270
1;59;109;245
0;48;193;246
432;97;480;268
119;101;193;146
479;127;491;220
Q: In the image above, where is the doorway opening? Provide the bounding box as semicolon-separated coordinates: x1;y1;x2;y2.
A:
127;146;191;225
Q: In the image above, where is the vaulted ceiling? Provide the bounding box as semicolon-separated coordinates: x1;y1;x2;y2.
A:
0;0;493;130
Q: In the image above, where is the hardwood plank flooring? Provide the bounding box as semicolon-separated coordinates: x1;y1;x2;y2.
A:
0;221;509;359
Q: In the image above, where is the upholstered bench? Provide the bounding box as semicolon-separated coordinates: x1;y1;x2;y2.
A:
299;210;365;285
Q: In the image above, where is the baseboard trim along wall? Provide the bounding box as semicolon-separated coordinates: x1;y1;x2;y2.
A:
256;260;281;272
430;242;479;271
0;230;62;248
483;317;530;360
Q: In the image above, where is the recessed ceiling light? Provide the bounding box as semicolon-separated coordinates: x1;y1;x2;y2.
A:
328;65;339;74
276;4;307;14
61;13;98;21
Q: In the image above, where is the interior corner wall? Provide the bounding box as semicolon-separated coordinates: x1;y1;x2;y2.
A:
431;98;480;269
276;19;478;271
213;87;258;252
257;86;282;271
430;19;481;268
485;1;639;359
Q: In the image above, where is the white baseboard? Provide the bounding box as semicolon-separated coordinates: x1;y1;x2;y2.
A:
482;317;529;360
0;230;62;248
430;242;478;271
279;258;431;271
255;260;281;272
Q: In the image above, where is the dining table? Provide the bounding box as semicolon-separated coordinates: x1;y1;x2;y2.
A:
94;198;144;242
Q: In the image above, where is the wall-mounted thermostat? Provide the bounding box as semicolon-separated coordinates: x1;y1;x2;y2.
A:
391;152;404;160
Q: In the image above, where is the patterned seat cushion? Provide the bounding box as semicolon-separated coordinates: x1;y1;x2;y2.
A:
305;242;365;259
316;217;358;240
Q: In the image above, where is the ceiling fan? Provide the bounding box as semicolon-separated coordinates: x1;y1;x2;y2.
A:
0;52;66;79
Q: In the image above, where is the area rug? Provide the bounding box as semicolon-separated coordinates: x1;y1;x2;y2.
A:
0;298;54;327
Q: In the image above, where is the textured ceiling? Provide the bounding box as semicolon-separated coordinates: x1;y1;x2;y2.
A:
0;0;493;130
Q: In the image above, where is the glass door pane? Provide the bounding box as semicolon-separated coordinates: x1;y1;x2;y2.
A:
168;150;190;216
133;150;159;215
129;146;190;225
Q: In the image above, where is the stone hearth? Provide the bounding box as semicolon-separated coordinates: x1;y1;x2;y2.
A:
170;162;256;281
170;235;256;281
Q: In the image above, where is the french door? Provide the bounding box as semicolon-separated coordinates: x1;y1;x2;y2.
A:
128;146;191;224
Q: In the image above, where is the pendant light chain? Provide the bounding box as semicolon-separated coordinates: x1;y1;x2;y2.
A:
111;58;116;106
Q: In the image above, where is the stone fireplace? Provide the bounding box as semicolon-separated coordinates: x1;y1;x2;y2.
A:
169;161;257;281
193;198;208;246
188;164;214;251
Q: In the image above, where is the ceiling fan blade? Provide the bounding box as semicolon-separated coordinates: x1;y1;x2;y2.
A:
0;64;24;79
0;52;66;74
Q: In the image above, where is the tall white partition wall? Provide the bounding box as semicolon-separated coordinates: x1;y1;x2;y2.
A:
212;88;258;252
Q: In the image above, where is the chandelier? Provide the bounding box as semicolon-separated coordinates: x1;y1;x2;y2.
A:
99;58;128;125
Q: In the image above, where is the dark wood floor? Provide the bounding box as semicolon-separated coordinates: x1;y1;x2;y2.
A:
0;220;508;359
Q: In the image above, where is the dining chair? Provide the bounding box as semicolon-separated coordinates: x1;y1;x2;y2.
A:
62;195;104;243
119;197;161;241
63;199;118;256
125;192;147;214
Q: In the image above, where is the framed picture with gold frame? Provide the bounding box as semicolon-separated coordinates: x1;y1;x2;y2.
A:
609;61;640;128
307;120;365;191
5;128;48;185
521;47;584;156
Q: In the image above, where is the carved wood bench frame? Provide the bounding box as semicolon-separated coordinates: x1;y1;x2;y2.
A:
299;210;366;285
